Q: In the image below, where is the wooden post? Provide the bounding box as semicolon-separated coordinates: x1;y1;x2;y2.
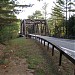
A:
59;51;63;66
52;45;54;56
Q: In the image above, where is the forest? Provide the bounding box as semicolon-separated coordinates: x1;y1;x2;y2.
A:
0;0;75;44
0;0;33;43
28;0;75;39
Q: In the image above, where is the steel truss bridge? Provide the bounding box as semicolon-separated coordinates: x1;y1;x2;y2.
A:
20;19;49;36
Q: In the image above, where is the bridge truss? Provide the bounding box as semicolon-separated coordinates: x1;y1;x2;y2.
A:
20;19;49;36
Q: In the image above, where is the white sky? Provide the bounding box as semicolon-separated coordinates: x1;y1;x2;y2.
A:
16;0;56;19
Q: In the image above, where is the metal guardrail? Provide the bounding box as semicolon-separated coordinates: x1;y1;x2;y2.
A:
28;34;75;75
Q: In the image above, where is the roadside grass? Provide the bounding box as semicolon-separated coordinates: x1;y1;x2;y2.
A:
0;37;74;75
7;37;57;75
38;43;74;75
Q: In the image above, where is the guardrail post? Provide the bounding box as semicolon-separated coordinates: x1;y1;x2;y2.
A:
29;35;31;38
47;42;49;50
44;40;45;46
59;51;63;66
52;45;54;56
39;38;40;42
35;35;36;40
33;36;34;39
74;64;75;75
41;39;42;44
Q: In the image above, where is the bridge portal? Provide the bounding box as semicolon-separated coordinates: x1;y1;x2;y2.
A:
20;19;49;36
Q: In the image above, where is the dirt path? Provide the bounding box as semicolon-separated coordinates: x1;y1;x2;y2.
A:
0;40;35;75
0;56;34;75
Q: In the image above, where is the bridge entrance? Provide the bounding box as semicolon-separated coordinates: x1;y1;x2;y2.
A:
20;19;49;36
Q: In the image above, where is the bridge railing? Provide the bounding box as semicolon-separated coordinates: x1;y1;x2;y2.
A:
28;34;75;75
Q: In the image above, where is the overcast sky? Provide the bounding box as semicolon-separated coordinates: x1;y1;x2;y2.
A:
16;0;56;19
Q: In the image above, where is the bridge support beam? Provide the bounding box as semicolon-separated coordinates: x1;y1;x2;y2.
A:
20;22;23;35
20;20;26;36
